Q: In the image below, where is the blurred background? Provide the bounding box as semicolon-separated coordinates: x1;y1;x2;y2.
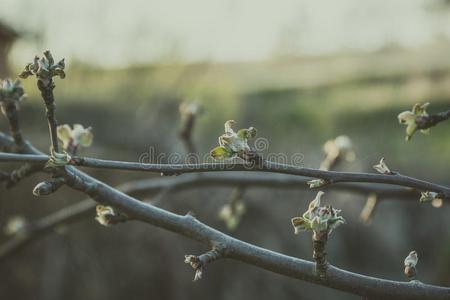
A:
1;0;450;299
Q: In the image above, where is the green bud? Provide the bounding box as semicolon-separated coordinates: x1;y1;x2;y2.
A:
210;120;258;161
398;102;430;141
210;146;234;160
373;157;393;175
57;124;93;151
19;50;66;83
291;191;345;237
95;205;116;226
307;179;327;189
419;191;440;203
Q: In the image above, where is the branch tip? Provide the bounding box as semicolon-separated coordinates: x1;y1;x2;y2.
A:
373;157;395;175
404;250;418;281
32;177;65;196
398;102;450;141
179;101;203;154
95;205;128;226
184;248;223;281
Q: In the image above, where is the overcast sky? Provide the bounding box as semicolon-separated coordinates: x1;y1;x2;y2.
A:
1;0;449;67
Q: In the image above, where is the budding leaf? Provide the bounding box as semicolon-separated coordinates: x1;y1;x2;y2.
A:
57;124;93;151
210;146;234;160
311;216;328;232
398;102;430;141
57;124;72;144
19;50;66;85
419;191;440;203
291;217;310;234
404;250;418;268
306;191;323;216
291;191;345;237
237;127;257;140
210;120;257;161
373;157;393;175
95;205;116;226
412;103;429;115
307;179;327;189
184;255;203;281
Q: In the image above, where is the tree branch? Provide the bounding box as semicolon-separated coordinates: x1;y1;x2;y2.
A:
416;109;450;130
0;171;418;260
35;78;60;152
0;132;448;299
1;163;43;188
63;170;450;299
0;152;448;198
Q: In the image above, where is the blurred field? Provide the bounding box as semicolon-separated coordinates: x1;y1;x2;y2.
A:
1;44;450;300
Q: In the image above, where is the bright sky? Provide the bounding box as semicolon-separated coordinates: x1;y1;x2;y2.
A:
1;0;449;67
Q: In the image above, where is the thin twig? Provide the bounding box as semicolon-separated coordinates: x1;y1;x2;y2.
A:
416;109;450;130
179;110;196;154
18;50;66;152
1;163;42;188
0;185;171;260
178;102;202;154
0;200;94;259
2;101;24;149
37;79;60;152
